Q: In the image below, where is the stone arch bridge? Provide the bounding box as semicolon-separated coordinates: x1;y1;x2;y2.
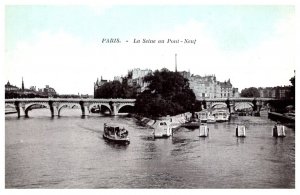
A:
5;97;274;118
197;97;273;112
5;98;136;118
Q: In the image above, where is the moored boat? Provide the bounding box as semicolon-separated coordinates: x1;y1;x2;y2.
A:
103;123;130;144
195;111;208;123
207;114;216;123
181;121;200;129
152;120;172;138
213;110;230;122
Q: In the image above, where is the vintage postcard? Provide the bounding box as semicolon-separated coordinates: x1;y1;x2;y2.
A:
3;0;296;190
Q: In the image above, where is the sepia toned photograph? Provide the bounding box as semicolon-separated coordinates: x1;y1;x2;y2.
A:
3;1;296;189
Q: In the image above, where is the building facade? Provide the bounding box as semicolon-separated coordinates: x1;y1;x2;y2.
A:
5;81;19;92
130;68;152;80
42;85;57;97
258;86;292;99
182;73;239;99
127;68;152;92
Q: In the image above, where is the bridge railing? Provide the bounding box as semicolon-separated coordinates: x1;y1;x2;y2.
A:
5;98;136;102
196;98;274;101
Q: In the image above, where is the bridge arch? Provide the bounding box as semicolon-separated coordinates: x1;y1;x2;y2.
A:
24;102;50;117
234;102;254;111
210;102;227;109
5;98;137;117
117;103;135;114
88;103;112;114
58;103;81;116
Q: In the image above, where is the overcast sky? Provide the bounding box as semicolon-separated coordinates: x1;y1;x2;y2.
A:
4;5;295;95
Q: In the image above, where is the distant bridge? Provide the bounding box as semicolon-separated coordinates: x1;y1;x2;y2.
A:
5;97;275;118
5;98;136;118
197;97;274;111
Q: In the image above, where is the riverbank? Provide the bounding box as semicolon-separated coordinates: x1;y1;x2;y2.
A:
5;111;17;115
268;111;295;126
133;112;192;130
5;108;17;115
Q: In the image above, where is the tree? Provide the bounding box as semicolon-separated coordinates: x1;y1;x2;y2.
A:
240;87;260;97
135;69;197;118
94;79;137;98
95;81;125;98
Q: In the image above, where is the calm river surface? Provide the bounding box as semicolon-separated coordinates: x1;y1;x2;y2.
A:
5;109;295;188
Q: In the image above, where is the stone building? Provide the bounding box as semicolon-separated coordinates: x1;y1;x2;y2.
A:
127;68;152;92
219;79;233;98
113;76;123;83
180;73;239;99
130;68;152;79
258;86;292;99
276;86;291;99
5;81;19;92
258;87;275;98
42;85;57;97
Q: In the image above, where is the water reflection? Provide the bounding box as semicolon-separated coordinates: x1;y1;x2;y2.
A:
236;137;245;145
273;137;285;145
103;140;129;150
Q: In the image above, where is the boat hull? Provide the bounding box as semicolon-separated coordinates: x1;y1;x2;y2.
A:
103;134;130;144
153;134;171;139
207;120;216;124
181;122;200;129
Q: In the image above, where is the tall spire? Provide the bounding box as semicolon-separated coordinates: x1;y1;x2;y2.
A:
175;53;177;72
22;77;24;90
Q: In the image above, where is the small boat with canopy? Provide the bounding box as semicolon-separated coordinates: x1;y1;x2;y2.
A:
103;123;130;144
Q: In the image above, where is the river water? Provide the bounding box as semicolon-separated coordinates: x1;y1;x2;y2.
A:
5;109;295;188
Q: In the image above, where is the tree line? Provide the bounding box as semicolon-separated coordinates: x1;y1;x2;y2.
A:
94;68;202;118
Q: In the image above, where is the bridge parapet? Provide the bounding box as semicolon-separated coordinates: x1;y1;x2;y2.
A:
197;98;273;102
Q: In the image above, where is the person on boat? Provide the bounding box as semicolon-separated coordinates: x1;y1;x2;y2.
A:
115;127;120;137
119;128;128;138
123;130;128;137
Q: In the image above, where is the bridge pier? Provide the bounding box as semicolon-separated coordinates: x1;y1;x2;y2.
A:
49;101;58;117
82;106;90;117
14;101;25;118
49;106;58;117
111;103;118;116
79;101;90;117
230;102;235;113
18;106;26;118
